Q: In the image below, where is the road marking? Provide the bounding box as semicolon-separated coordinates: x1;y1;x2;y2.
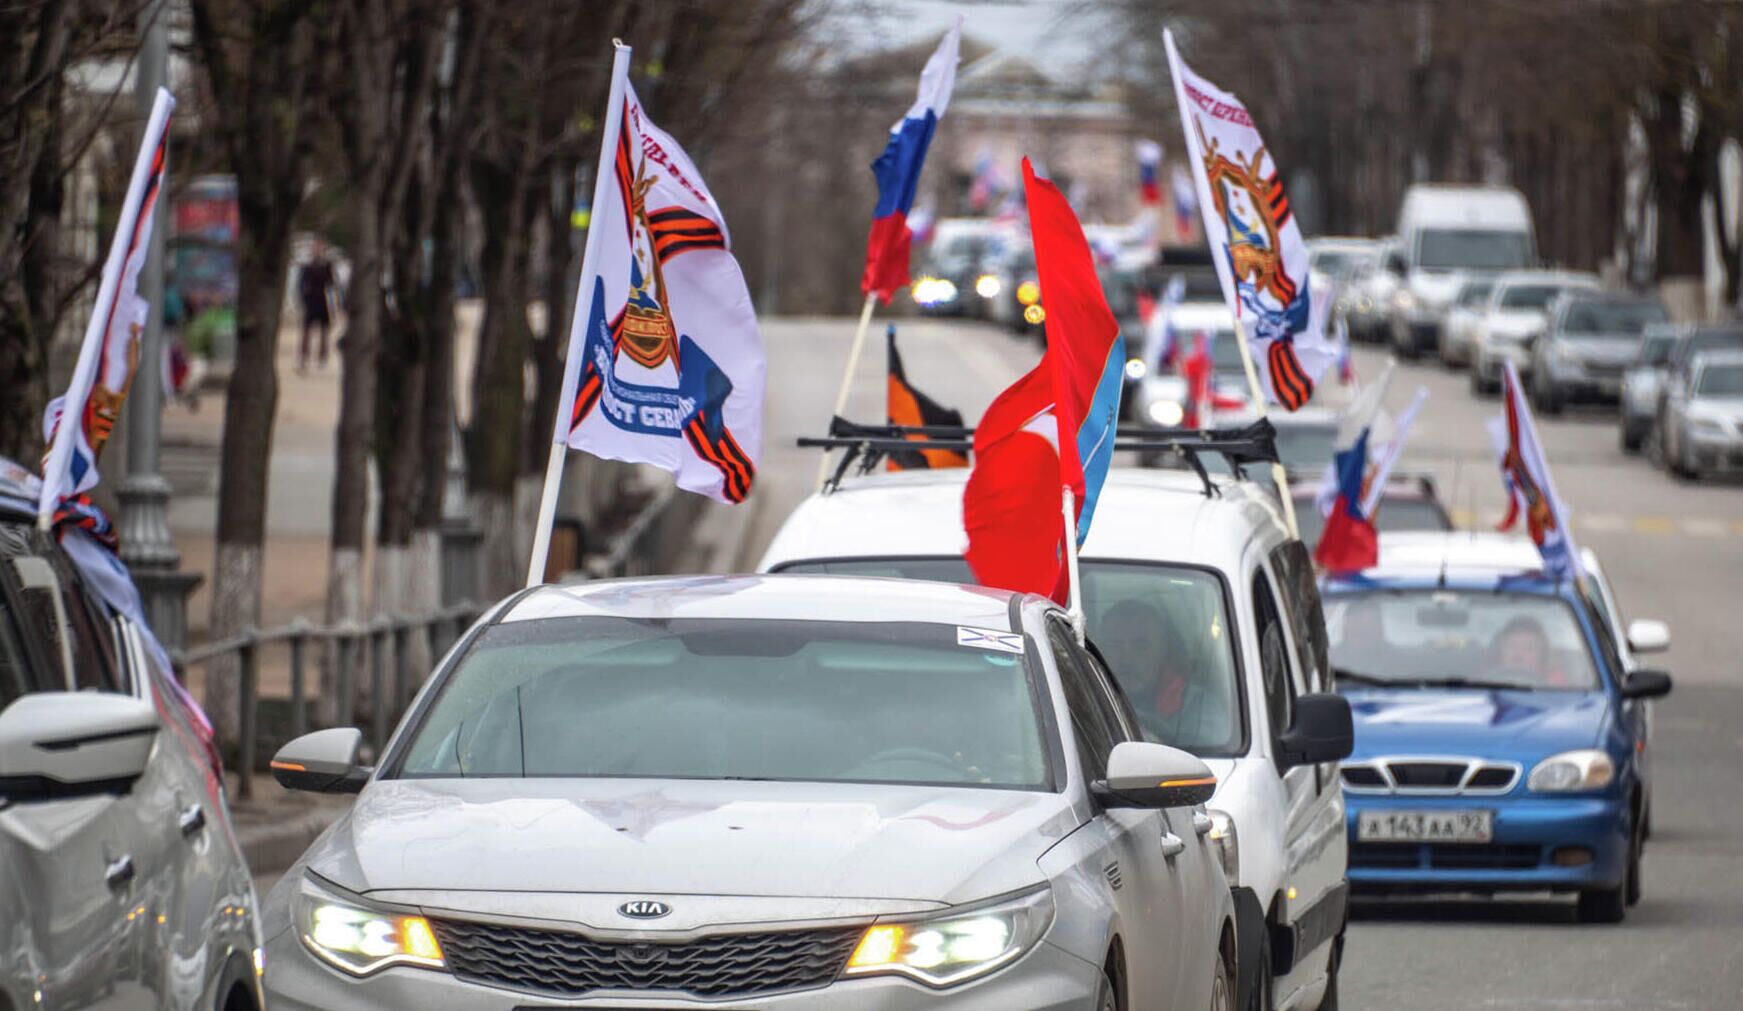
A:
1684;518;1728;538
1631;516;1678;534
1577;513;1625;532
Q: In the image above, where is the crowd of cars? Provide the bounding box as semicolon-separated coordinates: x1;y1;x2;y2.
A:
0;184;1705;1011
1319;183;1743;481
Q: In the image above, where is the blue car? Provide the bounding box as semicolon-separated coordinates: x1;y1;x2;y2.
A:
1320;533;1672;923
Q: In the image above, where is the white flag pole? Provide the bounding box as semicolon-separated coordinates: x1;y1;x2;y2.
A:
1362;386;1429;517
526;41;632;587
815;291;879;490
1163;31;1300;539
38;87;175;529
1062;485;1085;644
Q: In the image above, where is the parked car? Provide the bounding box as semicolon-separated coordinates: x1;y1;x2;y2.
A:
263;575;1239;1010
0;491;265;1011
1439;275;1498;368
1387;185;1538;359
1469;271;1601;395
1290;473;1454;552
1528;293;1669;413
1324;532;1673;923
759;467;1355;1011
1619;324;1686;452
1659;349;1743;479
1651;325;1743;463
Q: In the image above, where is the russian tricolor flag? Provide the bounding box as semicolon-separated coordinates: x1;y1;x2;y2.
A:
1136;139;1163;205
1314;367;1392;572
861;19;961;304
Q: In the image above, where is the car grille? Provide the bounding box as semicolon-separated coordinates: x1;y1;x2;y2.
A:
1341;758;1520;795
1353;843;1541;871
429;918;861;1000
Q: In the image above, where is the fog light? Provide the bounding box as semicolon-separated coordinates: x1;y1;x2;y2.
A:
1024;304;1046;325
1551;846;1593;867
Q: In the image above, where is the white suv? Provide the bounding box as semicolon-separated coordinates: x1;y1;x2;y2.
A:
759;466;1353;1011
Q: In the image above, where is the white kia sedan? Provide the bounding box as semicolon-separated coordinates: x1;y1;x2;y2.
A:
261;575;1236;1010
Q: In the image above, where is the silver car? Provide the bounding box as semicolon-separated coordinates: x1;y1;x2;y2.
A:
1619;325;1684;453
1661;350;1743;479
1528;293;1669;414
0;498;264;1011
261;575;1237;1009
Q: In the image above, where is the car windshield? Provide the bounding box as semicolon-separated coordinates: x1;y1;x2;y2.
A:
1561;300;1667;336
773;560;1245;756
1639;334;1677;365
395;617;1050;789
1457;282;1495;307
1696;363;1743;396
1500;284;1572;309
1310;248;1366;278
1677;332;1743;367
1293;496;1449;548
1326;589;1599;691
1417;229;1531;271
926;233;988;273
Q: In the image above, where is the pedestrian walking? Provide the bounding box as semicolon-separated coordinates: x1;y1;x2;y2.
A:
297;242;336;372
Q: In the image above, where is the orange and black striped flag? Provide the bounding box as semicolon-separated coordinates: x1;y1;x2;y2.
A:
886;327;968;471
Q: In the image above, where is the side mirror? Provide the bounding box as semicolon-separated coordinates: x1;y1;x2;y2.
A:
1620;669;1673;700
1277;693;1354;769
0;693;158;801
271;727;371;794
1095;741;1218;809
1626;619;1670;655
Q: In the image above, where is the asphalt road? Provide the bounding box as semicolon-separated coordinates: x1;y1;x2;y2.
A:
255;313;1743;1008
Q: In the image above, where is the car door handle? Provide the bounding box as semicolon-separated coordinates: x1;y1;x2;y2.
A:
105;854;135;890
179;804;206;838
1160;832;1186;859
1193;812;1213;837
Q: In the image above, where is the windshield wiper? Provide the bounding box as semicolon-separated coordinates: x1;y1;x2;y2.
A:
1333;667;1391;686
1406;676;1536;692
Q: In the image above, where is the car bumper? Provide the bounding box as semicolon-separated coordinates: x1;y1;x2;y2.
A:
1344;794;1629;894
262;929;1103;1010
1394;318;1441;352
1477;343;1532;379
1543;368;1625;401
1686;434;1743;471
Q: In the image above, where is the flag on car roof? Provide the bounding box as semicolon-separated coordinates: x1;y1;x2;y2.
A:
37;87;175;524
1314;366;1393;572
1165;31;1335;413
564;79;763;504
1489;361;1582;580
886;326;967;471
963;159;1125;602
1144;273;1188;371
861;18;962;304
1136;139;1163;205
1170;164;1197;239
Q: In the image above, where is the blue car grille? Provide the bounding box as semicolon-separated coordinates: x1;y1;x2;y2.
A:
1353;843;1542;871
429;918;861;1000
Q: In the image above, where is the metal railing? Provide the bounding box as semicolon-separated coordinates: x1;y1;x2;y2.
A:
176;603;482;802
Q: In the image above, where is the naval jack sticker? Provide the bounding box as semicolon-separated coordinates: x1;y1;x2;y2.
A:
956;626;1025;655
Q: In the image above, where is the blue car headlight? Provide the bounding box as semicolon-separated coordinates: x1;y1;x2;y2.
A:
1527;749;1614;793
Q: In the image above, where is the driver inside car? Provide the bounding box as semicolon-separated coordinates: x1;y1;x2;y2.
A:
1490;615;1569;688
1099;599;1230;748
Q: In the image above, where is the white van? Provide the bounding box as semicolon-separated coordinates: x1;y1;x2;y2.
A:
1385;184;1537;359
759;467;1353;1011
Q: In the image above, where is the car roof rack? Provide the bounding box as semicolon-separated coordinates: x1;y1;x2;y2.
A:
798;417;1280;496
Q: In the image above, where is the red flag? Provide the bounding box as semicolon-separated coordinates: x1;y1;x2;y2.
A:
963;364;1068;603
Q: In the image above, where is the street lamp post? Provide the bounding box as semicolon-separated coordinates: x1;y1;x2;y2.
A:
118;0;200;651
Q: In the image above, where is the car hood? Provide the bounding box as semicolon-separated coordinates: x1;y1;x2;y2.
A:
1487;310;1546;335
1689;397;1743;424
305;778;1079;907
1345;688;1608;761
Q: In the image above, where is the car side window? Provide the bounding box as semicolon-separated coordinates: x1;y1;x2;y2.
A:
0;604;37;710
1048;620;1120;782
1081;643;1142;744
1252;571;1297;741
44;548;122;693
1271;542;1330;691
1584;601;1628;685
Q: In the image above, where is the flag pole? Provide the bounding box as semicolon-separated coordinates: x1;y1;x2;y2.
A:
526;41;632;587
815;290;879;490
1062;485;1085;644
1163;30;1299;539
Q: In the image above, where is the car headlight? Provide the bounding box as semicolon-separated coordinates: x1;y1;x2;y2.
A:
1124;357;1147;380
845;886;1054;987
1690;415;1727;435
975;274;1001;299
1527;749;1615;793
1207;809;1239;884
295;878;445;976
1016;279;1040;306
1146;399;1185;427
1024;303;1046;325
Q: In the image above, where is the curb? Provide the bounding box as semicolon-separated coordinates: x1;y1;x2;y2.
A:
236;803;349;875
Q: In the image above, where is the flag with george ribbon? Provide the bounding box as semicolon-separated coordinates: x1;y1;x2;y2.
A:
964;158;1125;602
862;18;962;304
886;327;967;471
561;71;764;506
1165;32;1335;413
38;88;175;524
1490;361;1582;581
